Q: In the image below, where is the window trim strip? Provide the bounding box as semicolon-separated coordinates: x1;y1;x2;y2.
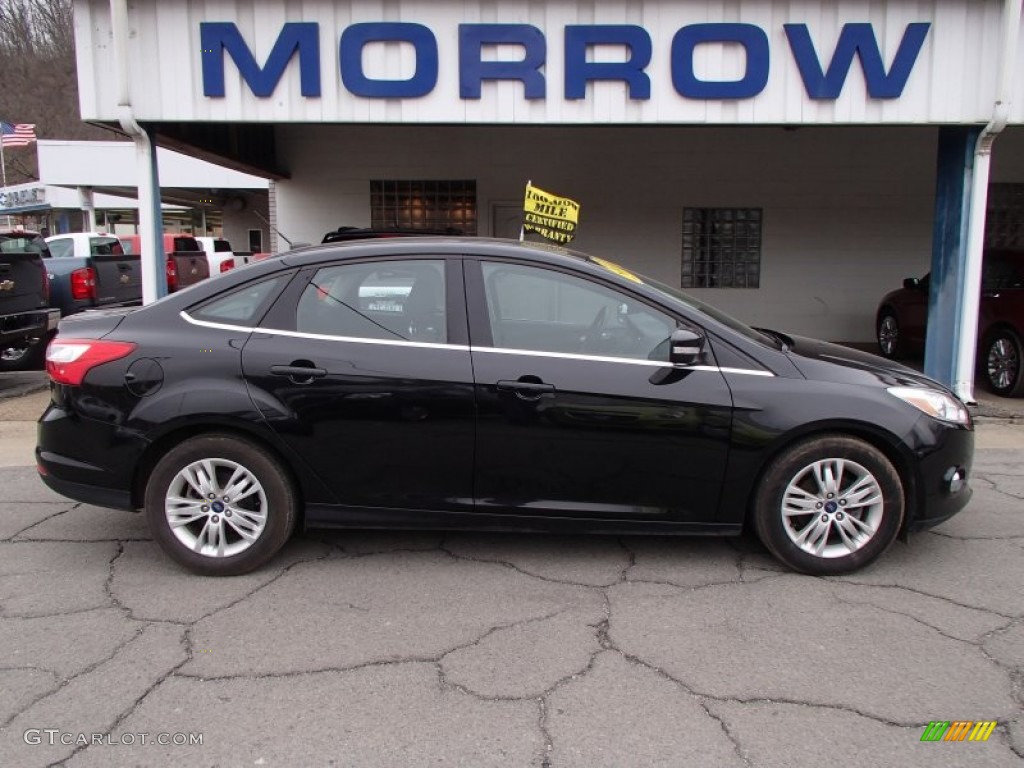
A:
180;311;774;376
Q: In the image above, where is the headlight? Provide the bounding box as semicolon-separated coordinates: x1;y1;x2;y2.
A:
887;386;971;425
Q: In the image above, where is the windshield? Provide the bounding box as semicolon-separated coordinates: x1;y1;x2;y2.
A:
581;253;780;347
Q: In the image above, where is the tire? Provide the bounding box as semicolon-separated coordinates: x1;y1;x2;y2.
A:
984;328;1024;398
0;334;49;372
876;310;903;359
752;435;904;575
144;434;297;576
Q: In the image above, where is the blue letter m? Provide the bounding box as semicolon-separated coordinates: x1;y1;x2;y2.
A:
202;22;321;98
785;22;930;99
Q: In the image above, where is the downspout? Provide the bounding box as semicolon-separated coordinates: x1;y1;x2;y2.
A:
954;0;1022;402
109;0;165;304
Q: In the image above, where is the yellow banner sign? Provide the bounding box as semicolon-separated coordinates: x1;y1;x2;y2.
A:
523;182;580;244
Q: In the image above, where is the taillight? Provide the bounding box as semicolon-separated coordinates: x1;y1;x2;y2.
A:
166;258;178;291
70;267;97;300
219;258;235;273
46;339;136;386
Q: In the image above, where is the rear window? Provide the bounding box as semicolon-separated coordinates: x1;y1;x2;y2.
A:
172;237;200;252
89;237;125;256
0;234;47;255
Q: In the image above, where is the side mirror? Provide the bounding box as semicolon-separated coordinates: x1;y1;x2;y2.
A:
903;277;920;290
669;329;705;365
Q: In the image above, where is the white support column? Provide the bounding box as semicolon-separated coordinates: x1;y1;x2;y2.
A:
78;186;96;232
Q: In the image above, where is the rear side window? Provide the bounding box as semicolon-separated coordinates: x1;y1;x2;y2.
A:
89;237;124;256
120;239;136;255
214;240;232;252
296;260;447;343
47;238;73;258
0;234;47;255
191;276;290;326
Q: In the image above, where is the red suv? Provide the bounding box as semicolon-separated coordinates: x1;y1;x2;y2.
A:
876;249;1024;396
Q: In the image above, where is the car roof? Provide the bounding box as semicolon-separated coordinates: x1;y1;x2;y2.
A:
282;236;587;269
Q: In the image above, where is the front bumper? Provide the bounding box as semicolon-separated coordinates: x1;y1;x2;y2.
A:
904;417;974;532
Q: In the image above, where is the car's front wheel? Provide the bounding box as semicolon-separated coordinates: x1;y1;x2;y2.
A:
984;329;1024;398
753;435;904;575
144;434;297;576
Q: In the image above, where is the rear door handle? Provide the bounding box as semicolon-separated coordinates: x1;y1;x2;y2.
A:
270;364;327;383
496;379;556;401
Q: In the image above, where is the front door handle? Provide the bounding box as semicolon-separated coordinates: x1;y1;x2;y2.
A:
496;378;556;401
270;363;327;384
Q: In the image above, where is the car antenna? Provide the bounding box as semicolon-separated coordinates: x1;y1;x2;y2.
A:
253;210;295;248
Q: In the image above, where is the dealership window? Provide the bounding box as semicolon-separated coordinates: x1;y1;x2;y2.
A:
681;208;762;289
370;180;477;235
986;184;1024;249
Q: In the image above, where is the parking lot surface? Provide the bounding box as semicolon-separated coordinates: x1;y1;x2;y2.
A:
0;382;1022;767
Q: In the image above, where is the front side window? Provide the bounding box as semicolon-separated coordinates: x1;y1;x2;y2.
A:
481;262;676;361
297;260;447;343
47;238;72;258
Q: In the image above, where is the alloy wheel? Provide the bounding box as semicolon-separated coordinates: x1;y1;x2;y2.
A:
987;337;1020;392
878;315;899;357
780;458;884;558
165;458;268;558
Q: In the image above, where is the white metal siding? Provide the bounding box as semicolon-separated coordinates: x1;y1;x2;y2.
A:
75;0;1019;125
273;124;937;342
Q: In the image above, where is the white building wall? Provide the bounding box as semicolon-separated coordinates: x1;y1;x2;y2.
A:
274;124;937;342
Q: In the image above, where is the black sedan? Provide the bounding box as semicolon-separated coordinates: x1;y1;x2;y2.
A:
37;238;974;576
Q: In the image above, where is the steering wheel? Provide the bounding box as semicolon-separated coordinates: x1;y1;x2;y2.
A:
578;306;607;352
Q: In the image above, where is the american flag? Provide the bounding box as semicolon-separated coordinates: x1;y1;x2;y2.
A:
0;122;37;148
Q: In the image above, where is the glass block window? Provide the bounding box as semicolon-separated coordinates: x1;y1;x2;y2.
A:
370;180;477;234
986;184;1024;249
681;208;762;288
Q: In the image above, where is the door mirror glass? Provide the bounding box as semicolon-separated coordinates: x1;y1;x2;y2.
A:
669;329;705;365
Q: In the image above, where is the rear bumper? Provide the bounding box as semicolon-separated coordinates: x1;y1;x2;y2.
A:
36;403;143;511
0;307;60;343
37;466;133;510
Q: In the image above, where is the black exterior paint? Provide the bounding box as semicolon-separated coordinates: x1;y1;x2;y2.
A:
37;238;974;536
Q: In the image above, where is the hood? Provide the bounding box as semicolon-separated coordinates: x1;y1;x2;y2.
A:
784;334;952;393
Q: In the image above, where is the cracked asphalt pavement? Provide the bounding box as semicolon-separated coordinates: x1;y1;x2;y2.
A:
0;387;1022;766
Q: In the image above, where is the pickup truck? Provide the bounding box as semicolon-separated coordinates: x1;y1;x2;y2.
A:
45;233;143;317
0;231;61;371
120;234;210;292
196;236;241;274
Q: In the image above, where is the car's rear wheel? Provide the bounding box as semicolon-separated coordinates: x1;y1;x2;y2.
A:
144;434;297;576
876;311;903;359
753;435;904;575
984;329;1024;398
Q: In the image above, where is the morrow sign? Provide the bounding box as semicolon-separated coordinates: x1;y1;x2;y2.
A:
201;21;931;102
